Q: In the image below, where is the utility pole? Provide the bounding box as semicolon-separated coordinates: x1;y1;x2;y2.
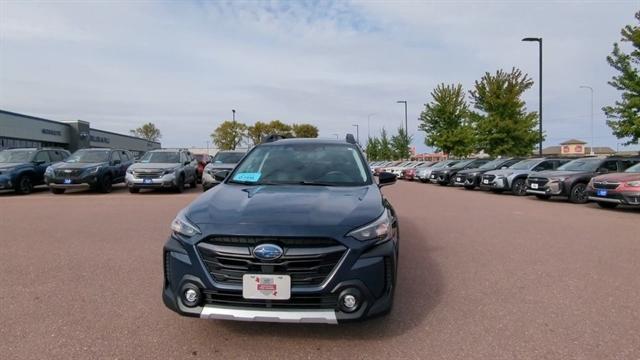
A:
522;37;543;156
579;85;595;155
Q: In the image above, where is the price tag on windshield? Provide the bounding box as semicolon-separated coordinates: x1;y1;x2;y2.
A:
233;172;261;182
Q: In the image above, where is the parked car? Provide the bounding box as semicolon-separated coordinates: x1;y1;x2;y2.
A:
385;161;414;178
395;162;425;179
45;148;134;194
125;149;198;193
403;161;436;181
587;162;640;208
454;158;523;190
526;157;639;203
193;154;211;183
430;158;491;186
0;148;70;194
373;161;401;176
201;150;245;191
417;160;459;182
163;138;399;323
480;158;570;196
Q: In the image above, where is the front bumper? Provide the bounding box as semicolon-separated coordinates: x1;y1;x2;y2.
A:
126;173;176;188
588;190;640;206
163;232;397;324
0;175;13;190
46;174;99;189
526;181;563;196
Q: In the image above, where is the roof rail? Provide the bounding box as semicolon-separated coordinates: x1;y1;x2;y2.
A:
345;134;356;145
262;134;285;143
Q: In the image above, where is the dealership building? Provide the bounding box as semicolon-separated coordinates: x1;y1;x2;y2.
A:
0;109;160;156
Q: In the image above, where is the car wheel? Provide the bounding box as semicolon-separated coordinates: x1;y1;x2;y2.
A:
98;174;113;193
535;194;551;200
511;178;527;196
175;175;185;193
569;183;588;204
597;202;618;209
15;175;34;195
190;176;197;188
51;188;65;194
128;187;140;194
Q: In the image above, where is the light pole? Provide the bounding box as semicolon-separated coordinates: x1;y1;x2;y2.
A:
367;113;376;140
231;109;237;150
522;37;543;156
352;124;360;145
396;101;408;136
579;85;594;155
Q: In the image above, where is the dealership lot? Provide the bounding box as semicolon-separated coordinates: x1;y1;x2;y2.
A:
1;182;639;359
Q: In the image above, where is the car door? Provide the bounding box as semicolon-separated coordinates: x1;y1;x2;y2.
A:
119;150;133;177
185;152;197;181
598;160;620;174
109;151;123;182
32;150;52;184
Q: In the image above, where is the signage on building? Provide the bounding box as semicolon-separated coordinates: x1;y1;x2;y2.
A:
42;128;62;136
90;135;111;144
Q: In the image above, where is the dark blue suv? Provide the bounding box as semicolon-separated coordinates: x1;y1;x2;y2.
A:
45;148;134;194
163;138;399;324
0;148;70;194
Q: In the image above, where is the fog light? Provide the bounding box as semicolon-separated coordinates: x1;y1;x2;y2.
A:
338;289;362;313
343;295;357;309
182;287;201;307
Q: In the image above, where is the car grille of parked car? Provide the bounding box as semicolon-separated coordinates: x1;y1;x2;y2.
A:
593;181;620;190
54;169;83;177
527;177;549;187
197;236;347;287
482;174;496;183
132;169;164;178
202;289;338;309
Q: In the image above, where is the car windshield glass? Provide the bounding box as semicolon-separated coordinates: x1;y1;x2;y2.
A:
624;163;640;173
557;159;601;172
66;150;110;163
478;159;503;169
451;160;473;169
229;143;370;186
0;150;35;163
140;152;180;163
509;159;539;170
212;152;244;164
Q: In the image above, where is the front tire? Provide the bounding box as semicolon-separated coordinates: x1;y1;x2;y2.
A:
175;175;185;193
511;178;527;196
569;183;588;204
189;175;197;189
98;174;113;193
15;175;34;195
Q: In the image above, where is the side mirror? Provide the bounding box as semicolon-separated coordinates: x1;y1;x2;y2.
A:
213;170;230;182
33;160;46;165
112;159;121;165
378;172;396;188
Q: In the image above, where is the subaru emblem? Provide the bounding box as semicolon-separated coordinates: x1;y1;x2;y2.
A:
253;244;283;261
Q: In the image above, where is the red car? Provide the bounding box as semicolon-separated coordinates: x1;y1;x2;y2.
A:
587;162;640;208
193;154;211;183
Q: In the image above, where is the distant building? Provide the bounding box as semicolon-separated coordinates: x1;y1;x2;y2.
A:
412;152;448;161
542;139;615;157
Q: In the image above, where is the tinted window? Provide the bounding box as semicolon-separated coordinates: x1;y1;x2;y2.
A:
509;159;539;170
34;151;50;163
111;151;121;163
49;151;62;162
622;160;639;170
66;150;110;163
625;163;640;173
120;151;130;161
140;151;180;163
0;149;36;163
601;160;619;172
533;161;554;171
557;159;602;172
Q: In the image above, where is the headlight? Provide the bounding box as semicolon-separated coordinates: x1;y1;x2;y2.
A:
347;211;392;241
86;166;101;174
163;168;177;175
0;167;15;174
126;168;133;174
626;180;640;187
45;166;54;175
170;210;201;237
550;176;567;182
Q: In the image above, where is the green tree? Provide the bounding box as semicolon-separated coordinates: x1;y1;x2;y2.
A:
247;121;270;145
378;128;394;160
365;137;381;160
292;123;319;138
419;83;475;157
267;120;293;137
469;68;540;156
130;123;161;142
603;10;640;145
211;120;247;150
391;127;413;160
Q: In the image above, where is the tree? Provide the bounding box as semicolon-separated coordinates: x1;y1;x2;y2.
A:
130;123;161;142
391;127;413;160
267;120;292;137
603;11;640;145
211;121;247;150
378;128;394;160
247;121;271;146
419;83;475;157
469;68;540;156
292;124;319;138
365;137;381;160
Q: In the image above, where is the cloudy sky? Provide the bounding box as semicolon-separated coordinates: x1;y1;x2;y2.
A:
0;0;637;152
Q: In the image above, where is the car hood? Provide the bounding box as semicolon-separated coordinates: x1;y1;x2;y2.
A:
592;172;640;182
186;184;384;231
0;162;26;170
485;168;531;176
533;170;589;178
129;163;180;171
457;167;487;175
53;162;108;169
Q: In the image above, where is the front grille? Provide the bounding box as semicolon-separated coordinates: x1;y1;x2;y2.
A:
202;289;338;309
55;169;82;177
527;177;549;187
132;169;164;178
593;182;620;190
483;174;496;182
197;236;346;286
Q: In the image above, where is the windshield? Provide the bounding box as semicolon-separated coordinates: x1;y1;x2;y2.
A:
624;163;640;173
478;159;503;170
451;160;473;169
229;143;370;186
66;150;110;163
557;159;602;172
212;152;244;164
0;150;35;163
140;151;180;163
509;159;539;170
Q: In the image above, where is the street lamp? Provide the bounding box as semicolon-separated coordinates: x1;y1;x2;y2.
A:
231;109;237;150
579;85;595;155
367;113;376;140
352;124;360;145
522;37;543;156
396;101;408;136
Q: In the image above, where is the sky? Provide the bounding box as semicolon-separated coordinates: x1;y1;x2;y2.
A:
0;0;638;152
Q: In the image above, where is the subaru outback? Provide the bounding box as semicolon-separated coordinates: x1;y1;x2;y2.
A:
126;149;197;193
163;137;399;324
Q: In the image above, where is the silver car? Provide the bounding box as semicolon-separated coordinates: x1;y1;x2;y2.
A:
417;160;458;182
125;149;197;193
202;150;245;191
480;158;570;195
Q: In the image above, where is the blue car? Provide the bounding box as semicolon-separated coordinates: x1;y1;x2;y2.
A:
0;148;70;194
163;137;399;324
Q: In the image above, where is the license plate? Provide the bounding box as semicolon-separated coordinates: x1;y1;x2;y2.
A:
531;183;539;189
143;178;153;184
242;274;291;300
430;175;435;178
597;189;607;197
483;179;489;184
64;179;71;184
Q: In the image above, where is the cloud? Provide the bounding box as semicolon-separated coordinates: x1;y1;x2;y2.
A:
0;0;637;150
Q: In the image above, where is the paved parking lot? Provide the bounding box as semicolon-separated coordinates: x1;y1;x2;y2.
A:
1;182;639;359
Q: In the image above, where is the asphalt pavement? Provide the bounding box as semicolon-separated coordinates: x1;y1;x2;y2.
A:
1;182;639;359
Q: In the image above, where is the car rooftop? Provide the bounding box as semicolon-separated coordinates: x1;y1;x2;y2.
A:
260;138;357;146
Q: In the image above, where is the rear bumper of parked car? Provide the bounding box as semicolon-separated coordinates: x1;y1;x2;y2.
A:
126;173;176;189
163;233;397;324
588;190;640;206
